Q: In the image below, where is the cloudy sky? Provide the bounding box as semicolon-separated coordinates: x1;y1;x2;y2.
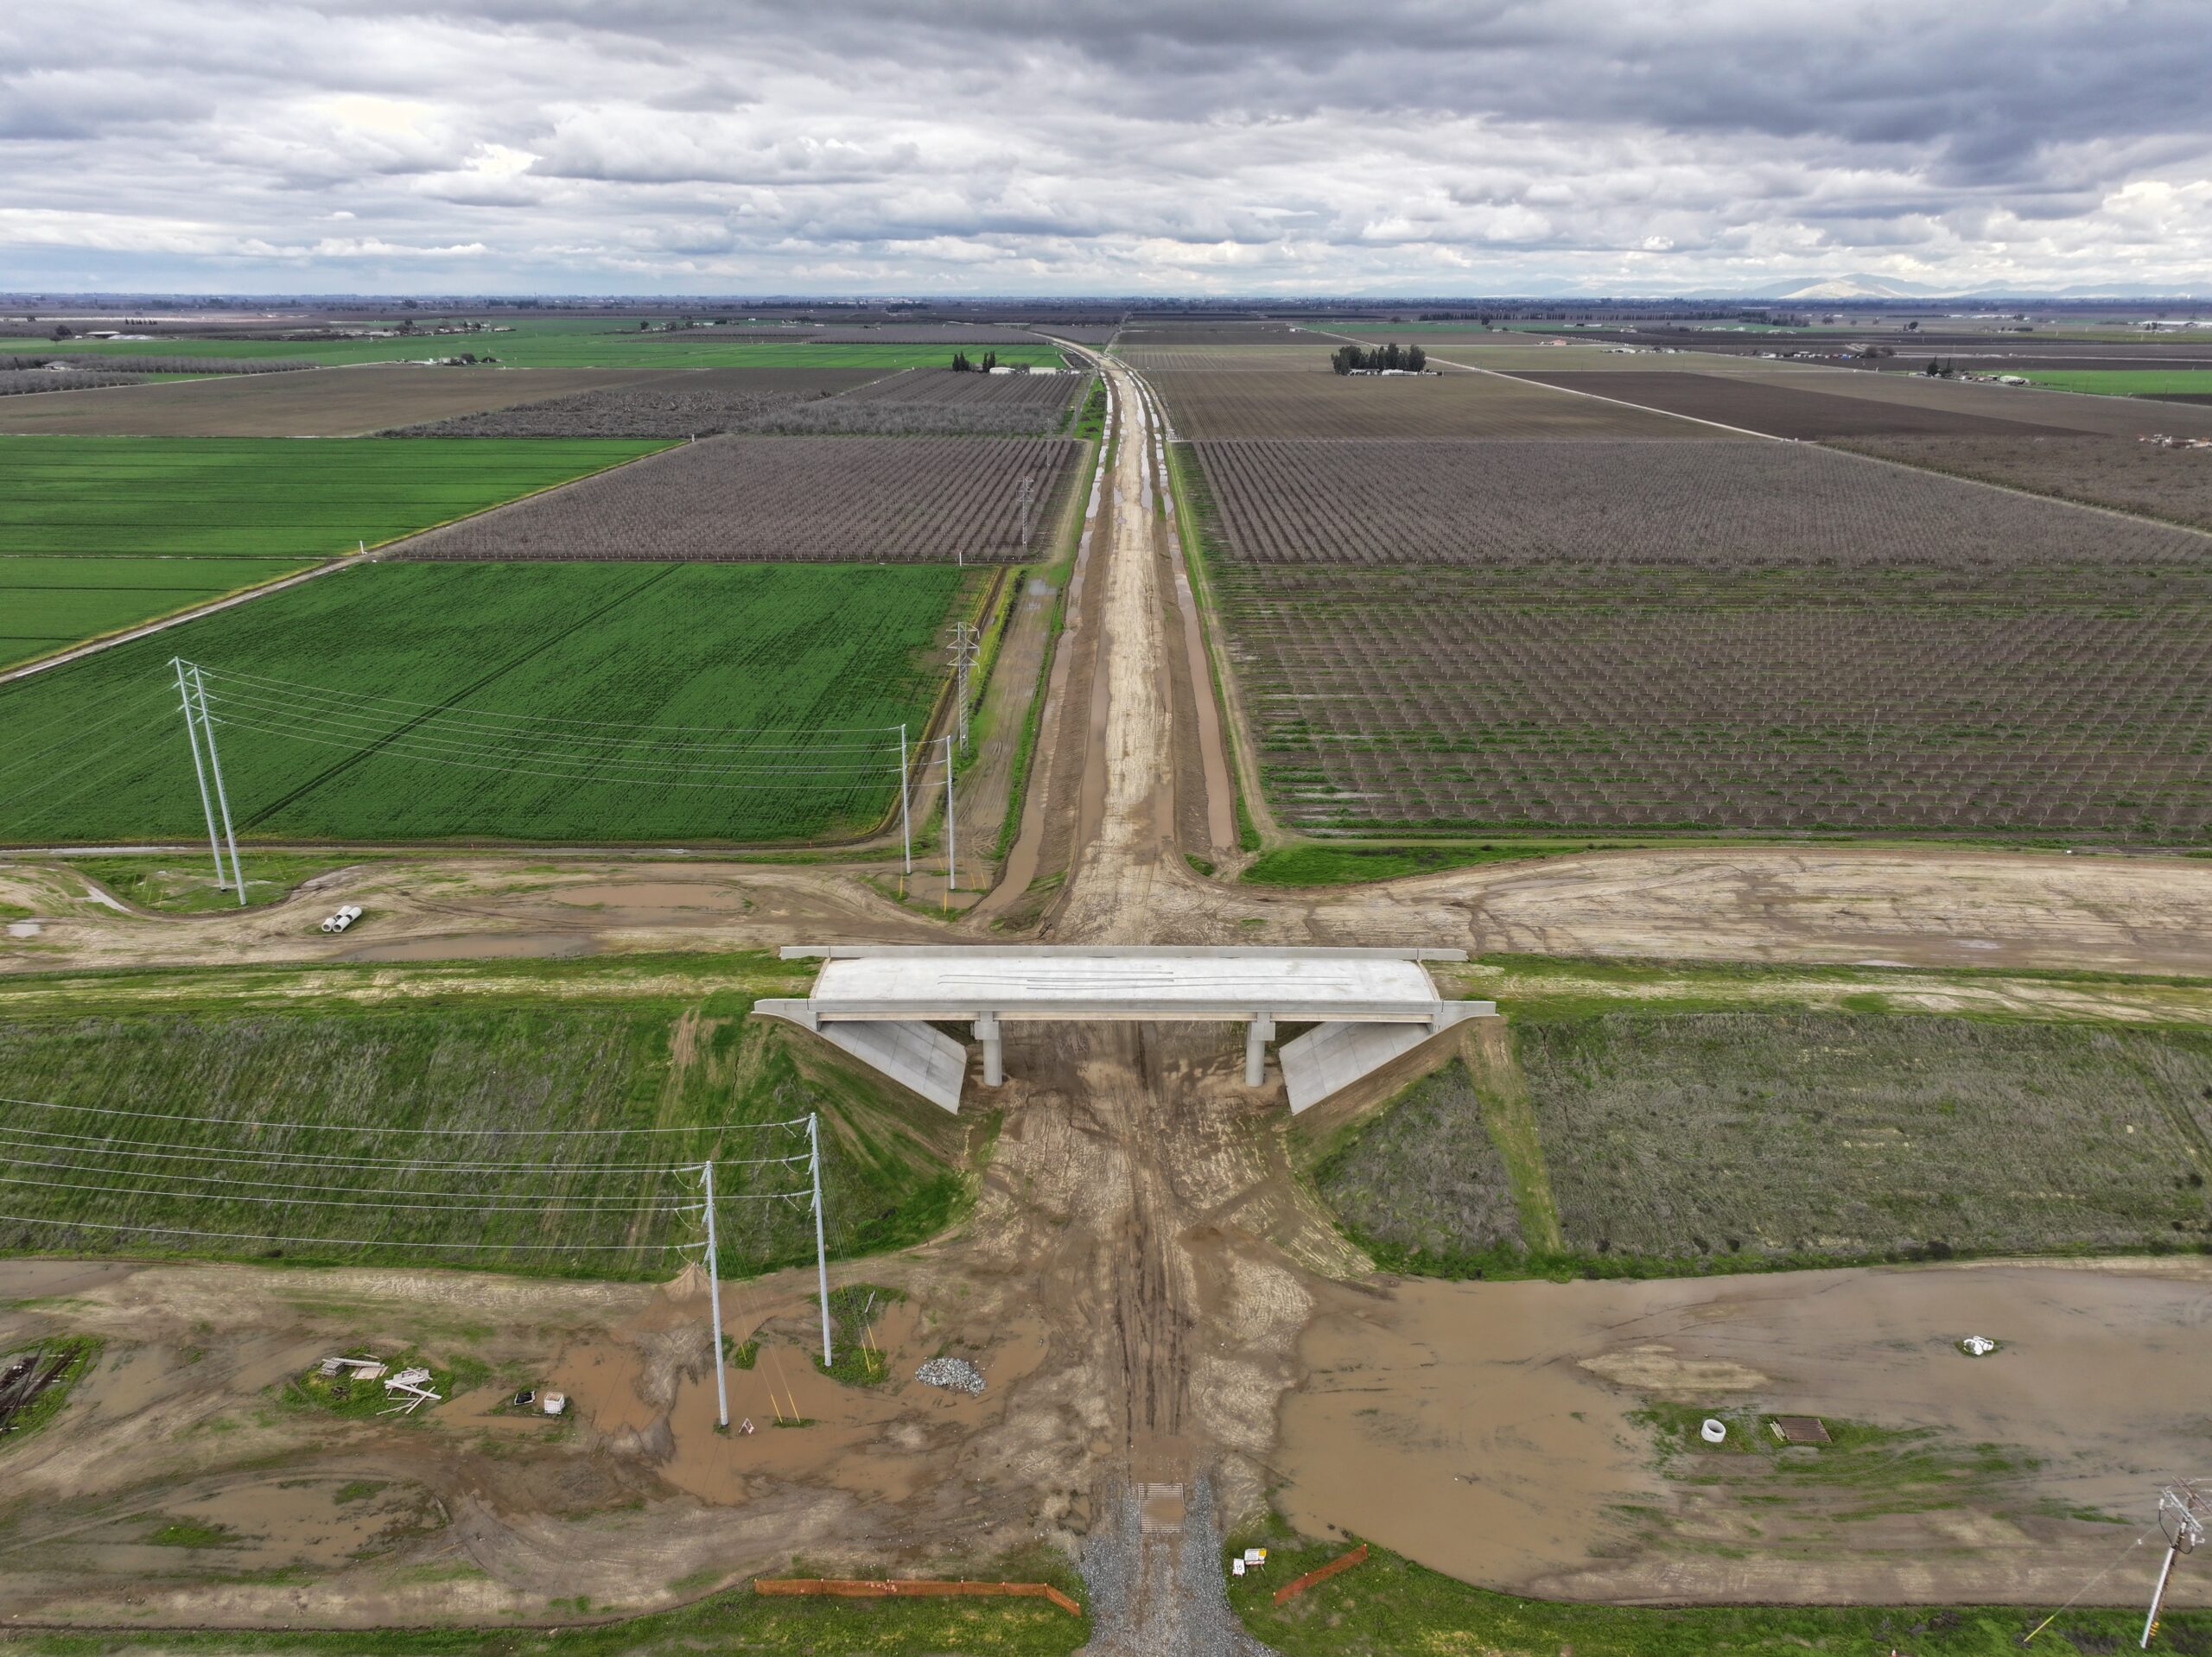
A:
4;0;2209;295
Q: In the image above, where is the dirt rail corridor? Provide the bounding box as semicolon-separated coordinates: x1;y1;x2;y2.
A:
9;351;2212;1650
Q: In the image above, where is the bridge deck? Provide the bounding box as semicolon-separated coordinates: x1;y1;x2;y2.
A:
757;946;1493;1114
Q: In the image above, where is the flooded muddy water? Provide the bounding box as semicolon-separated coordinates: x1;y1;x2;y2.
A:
1281;1259;2212;1605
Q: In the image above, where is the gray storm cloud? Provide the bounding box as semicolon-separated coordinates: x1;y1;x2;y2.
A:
2;0;2208;292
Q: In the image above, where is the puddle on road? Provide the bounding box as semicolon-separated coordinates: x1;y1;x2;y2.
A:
1279;1261;2212;1594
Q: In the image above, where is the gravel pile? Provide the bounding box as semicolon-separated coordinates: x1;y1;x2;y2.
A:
914;1355;987;1394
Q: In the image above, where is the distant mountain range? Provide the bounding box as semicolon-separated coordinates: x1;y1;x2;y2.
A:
1343;273;2203;302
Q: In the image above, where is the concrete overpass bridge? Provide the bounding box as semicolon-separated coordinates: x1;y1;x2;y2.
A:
756;944;1495;1114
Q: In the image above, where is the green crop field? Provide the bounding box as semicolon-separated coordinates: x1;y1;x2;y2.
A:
20;323;1065;371
2016;367;2212;397
0;555;311;668
0;979;973;1279
0;435;667;557
0;560;969;845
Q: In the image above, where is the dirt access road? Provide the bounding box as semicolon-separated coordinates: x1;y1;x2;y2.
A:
10;353;2212;1648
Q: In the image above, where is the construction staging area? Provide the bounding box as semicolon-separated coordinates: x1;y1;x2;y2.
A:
7;326;2212;1657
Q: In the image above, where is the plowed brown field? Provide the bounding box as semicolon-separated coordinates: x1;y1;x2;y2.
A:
1150;371;1691;439
1506;369;2075;438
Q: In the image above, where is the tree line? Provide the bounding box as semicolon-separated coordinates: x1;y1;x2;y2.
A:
950;350;1000;372
1331;343;1427;375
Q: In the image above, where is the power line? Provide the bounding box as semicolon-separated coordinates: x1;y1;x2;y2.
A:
0;1094;810;1139
0;1127;774;1178
0;1212;700;1252
0;1171;708;1216
200;663;909;736
203;684;904;759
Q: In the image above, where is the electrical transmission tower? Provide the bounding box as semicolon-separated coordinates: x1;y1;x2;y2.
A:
2143;1480;2211;1647
949;622;981;743
172;658;244;905
1015;473;1036;554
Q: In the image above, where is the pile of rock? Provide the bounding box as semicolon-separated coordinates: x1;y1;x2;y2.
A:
915;1355;986;1394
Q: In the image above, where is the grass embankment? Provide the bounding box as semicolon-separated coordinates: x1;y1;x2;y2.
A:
0;435;664;667
0;560;971;846
1066;375;1107;439
66;853;377;913
1309;997;2212;1281
0;1546;1088;1656
0;968;979;1279
1226;1520;2200;1656
1162;438;1261;851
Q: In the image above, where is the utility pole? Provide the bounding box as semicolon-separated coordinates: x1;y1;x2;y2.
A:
172;658;226;893
1016;473;1035;554
942;732;957;907
898;722;912;876
2143;1481;2210;1648
187;663;245;904
808;1114;833;1368
701;1159;728;1429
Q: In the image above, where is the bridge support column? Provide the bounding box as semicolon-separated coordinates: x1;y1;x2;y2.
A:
1245;1015;1275;1087
975;1013;1004;1087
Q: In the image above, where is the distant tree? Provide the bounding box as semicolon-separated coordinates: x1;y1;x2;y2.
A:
1331;344;1363;375
1407;344;1427;372
49;325;71;340
982;350;997;371
1925;358;1942;376
951;351;973;372
639;321;651;330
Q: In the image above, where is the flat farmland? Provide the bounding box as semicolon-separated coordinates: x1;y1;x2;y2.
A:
0;994;969;1277
1114;322;1320;347
743;366;1089;435
1212;560;2212;835
23;326;1066;371
0;435;667;557
1727;366;2212;438
1504;370;2070;438
1323;1013;2212;1268
0;556;311;669
387;366;880;438
1832;432;2212;532
2019;368;2212;397
0;560;970;845
1184;438;2212;837
402;435;1082;562
1119;345;1339;376
0;366;679;436
1190;437;2203;566
1150;370;1692;439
